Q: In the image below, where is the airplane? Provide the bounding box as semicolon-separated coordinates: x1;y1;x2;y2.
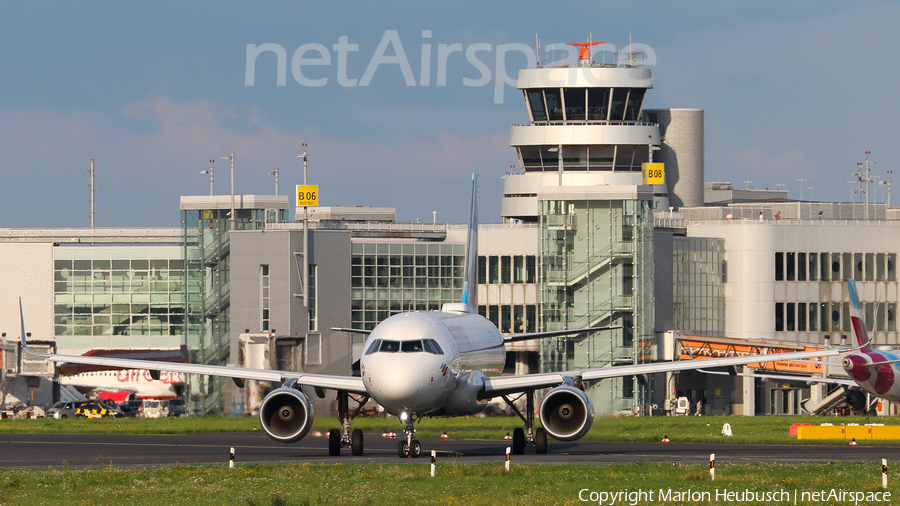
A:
18;173;855;458
59;369;182;400
700;278;899;414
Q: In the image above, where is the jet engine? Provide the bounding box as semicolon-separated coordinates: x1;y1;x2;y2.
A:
539;385;594;441
258;387;314;443
845;389;867;411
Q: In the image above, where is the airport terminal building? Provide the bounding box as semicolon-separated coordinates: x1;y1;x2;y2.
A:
0;47;894;417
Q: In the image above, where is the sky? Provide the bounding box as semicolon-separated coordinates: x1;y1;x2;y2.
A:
0;1;898;228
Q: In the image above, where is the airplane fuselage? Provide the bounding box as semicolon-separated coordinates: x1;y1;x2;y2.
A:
359;308;504;416
844;349;900;401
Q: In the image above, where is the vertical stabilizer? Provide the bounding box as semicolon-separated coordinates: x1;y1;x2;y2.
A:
848;278;872;350
462;173;478;312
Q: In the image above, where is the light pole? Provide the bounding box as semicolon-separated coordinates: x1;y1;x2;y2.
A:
887;171;893;208
297;144;309;308
743;180;753;190
268;168;279;196
200;160;214;195
797;178;807;201
221;153;235;230
848;181;856;202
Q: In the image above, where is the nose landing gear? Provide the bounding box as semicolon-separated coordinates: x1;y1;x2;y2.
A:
397;412;422;458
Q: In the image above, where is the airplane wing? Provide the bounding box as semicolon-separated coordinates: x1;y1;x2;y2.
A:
502;325;622;343
19;300;367;395
697;368;858;386
482;347;850;398
331;327;372;335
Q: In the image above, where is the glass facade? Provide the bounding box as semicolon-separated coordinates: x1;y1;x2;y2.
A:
672;237;726;336
53;246;188;351
525;87;646;124
350;241;465;346
537;198;655;415
181;207;271;414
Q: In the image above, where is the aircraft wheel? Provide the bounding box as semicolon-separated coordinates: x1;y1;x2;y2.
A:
512;428;525;455
351;429;364;456
398;440;409;458
410;439;422;458
535;427;548;455
328;429;341;457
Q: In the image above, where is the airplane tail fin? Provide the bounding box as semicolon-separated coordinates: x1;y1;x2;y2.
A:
848;278;872;350
461;173;478;312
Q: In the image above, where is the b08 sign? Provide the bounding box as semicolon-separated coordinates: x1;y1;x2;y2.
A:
642;163;665;185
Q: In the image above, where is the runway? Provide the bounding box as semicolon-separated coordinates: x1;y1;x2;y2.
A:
1;432;898;469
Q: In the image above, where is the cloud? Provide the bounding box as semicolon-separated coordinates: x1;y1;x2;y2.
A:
0;95;514;227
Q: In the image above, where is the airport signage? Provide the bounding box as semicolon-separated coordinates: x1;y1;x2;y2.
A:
296;185;318;207
642;162;664;185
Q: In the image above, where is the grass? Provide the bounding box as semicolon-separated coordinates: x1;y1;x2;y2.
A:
1;414;895;445
0;462;895;505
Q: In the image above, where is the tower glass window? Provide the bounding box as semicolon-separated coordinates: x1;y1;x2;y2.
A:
564;88;586;122
587;88;610;120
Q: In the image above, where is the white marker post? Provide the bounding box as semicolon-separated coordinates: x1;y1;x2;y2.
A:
505;447;510;473
431;450;436;477
883;459;888;489
710;453;715;481
230;447;235;469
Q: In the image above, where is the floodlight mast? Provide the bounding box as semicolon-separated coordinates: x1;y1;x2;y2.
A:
298;145;309;308
268;168;280;196
221;154;235;230
200;160;214;195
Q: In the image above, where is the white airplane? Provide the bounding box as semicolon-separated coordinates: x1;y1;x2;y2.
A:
19;174;854;458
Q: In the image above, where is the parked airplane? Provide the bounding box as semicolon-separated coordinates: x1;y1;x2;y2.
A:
701;279;896;413
19;174;853;458
59;369;182;400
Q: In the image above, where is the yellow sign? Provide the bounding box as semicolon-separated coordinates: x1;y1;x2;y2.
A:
642;162;665;185
296;185;318;207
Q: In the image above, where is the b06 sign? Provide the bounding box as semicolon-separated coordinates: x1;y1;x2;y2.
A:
296;185;318;207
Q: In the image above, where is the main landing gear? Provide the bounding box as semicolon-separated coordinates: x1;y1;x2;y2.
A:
397;412;422;458
329;391;368;457
501;389;548;455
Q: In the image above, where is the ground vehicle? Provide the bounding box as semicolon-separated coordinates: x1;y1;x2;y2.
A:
47;401;83;419
119;399;143;417
141;399;168;418
164;398;185;417
75;401;123;418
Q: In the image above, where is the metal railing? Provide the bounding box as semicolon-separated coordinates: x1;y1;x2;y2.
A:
0;228;182;243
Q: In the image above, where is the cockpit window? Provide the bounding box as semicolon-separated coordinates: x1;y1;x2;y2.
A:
401;340;423;352
364;339;382;356
423;339;444;355
379;340;400;353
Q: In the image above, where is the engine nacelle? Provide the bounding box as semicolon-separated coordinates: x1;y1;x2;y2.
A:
845;389;867;411
258;387;314;443
539;385;594;441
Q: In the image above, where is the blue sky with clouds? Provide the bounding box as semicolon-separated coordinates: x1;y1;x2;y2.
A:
1;1;897;227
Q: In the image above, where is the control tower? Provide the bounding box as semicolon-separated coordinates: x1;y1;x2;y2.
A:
501;43;672;415
501;43;667;221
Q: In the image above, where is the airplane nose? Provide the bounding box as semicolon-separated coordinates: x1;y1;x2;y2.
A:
364;355;441;411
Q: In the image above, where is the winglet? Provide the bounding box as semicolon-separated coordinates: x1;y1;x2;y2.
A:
19;298;39;356
847;278;872;351
461;173;478;312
